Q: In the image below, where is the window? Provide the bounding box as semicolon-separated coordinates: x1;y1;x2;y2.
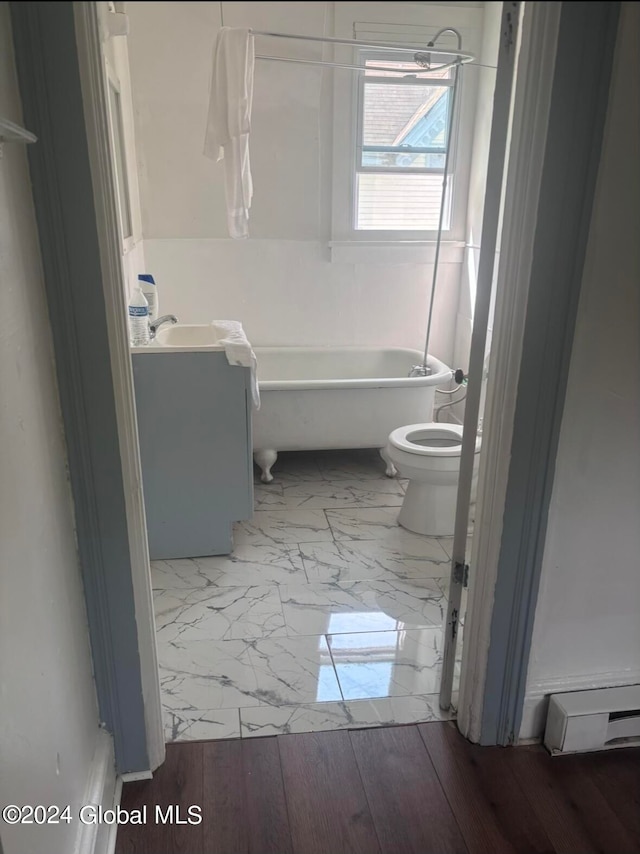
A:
329;9;481;259
106;71;133;245
355;56;454;232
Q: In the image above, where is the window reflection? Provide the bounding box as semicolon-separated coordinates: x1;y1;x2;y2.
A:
318;616;408;700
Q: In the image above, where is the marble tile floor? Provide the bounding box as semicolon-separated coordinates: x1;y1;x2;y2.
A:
153;449;467;743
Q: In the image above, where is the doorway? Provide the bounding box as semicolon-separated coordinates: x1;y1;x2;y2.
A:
10;0;621;771
79;0;523;758
94;0;513;748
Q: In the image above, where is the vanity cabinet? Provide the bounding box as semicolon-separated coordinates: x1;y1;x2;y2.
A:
132;351;253;559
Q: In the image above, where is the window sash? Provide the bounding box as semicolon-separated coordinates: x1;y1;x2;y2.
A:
355;172;452;231
363;73;454;87
362;144;447;155
357;75;451;176
358;166;446;176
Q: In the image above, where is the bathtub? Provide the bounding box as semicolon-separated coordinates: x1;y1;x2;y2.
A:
252;347;452;482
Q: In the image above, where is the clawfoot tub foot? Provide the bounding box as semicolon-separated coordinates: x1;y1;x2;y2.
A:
254;449;278;483
379;446;398;478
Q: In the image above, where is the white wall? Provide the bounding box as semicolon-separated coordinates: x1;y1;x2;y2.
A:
126;2;490;363
0;6;103;853
143;237;460;352
450;1;501;421
521;2;640;739
97;1;146;303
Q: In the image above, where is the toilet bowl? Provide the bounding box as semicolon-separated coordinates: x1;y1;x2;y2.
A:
386;423;481;537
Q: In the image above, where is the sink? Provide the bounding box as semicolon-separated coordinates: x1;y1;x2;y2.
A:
154;324;223;349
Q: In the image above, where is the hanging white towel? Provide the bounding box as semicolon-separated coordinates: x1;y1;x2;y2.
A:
212;320;260;410
204;27;255;239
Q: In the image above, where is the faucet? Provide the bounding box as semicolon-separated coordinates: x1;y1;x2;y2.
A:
149;314;178;339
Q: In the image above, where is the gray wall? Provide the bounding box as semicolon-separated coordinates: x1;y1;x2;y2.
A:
10;1;149;773
0;5;100;852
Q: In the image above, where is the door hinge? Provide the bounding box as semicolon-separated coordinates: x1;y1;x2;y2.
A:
502;3;519;53
453;561;469;588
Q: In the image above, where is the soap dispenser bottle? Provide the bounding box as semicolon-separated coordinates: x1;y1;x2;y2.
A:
138;274;158;321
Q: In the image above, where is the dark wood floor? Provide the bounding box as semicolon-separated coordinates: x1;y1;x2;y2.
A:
116;721;640;854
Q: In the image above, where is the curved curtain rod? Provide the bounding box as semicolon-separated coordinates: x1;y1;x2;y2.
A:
249;29;476;64
254;54;467;75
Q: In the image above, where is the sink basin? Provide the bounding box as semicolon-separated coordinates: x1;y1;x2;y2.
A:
154;324;223;349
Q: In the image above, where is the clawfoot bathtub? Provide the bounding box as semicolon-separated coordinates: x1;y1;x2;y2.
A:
252;347;452;483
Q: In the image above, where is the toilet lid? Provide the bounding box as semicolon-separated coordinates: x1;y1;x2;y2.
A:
389;423;481;457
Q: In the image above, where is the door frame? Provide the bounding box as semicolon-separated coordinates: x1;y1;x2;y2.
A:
10;1;164;774
439;1;522;711
11;0;621;770
74;2;165;771
456;0;563;743
460;0;620;744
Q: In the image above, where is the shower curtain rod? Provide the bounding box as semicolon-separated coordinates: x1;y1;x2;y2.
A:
250;29;475;61
254;54;465;74
250;29;475;72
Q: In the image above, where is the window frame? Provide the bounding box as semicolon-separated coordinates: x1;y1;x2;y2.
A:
104;60;135;255
328;6;483;261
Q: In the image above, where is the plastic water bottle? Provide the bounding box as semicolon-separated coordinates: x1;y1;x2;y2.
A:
128;287;150;346
138;273;158;321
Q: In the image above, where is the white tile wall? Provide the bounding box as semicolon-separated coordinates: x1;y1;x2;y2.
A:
143;238;462;362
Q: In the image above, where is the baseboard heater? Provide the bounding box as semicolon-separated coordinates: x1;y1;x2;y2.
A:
544;685;640;755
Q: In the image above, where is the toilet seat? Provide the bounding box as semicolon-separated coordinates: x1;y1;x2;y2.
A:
389;423;480;457
386;422;481;536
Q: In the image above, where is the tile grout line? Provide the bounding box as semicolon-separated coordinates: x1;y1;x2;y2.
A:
296;542;314;585
324;632;347;702
323;507;336;542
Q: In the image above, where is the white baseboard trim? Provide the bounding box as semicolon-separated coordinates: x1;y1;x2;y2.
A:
121;769;153;783
518;670;640;741
104;777;123;854
73;728;119;854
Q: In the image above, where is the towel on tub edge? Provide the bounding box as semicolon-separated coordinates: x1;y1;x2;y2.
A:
211;320;260;410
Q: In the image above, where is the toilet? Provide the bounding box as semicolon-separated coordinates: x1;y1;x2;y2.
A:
386;423;481;537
